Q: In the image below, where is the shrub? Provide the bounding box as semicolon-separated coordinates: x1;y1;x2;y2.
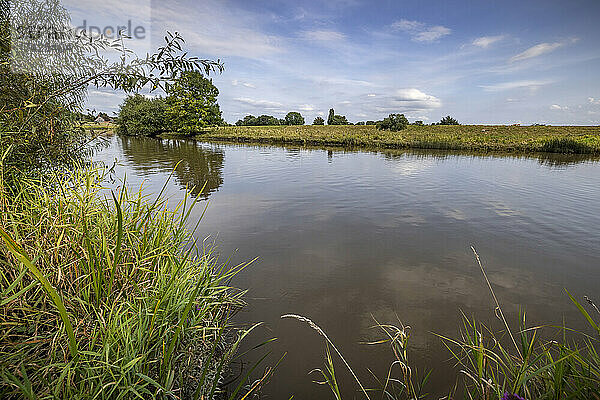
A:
116;94;169;136
376;113;409;131
0;168;263;399
313;117;325;125
365;120;376;125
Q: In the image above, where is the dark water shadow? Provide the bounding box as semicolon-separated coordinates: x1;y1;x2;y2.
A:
118;135;225;199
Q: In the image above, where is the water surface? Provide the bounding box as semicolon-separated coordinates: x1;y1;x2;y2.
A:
96;135;600;399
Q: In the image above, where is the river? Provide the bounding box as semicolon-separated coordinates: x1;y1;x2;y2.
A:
96;135;600;399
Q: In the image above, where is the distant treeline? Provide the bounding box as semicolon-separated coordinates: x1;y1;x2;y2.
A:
235;109;460;132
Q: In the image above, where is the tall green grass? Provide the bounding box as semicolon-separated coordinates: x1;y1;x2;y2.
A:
0;167;270;399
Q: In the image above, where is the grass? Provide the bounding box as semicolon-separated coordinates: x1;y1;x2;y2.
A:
0;167;272;399
195;125;600;154
285;247;600;400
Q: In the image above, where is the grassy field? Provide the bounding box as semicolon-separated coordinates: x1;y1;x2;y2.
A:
196;124;600;154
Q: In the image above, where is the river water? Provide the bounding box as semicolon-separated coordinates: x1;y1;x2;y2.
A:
96;135;600;399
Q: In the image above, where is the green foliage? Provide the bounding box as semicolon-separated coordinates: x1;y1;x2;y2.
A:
413;120;424;126
235;114;281;126
313;117;325;125
327;108;335;125
284;111;305;125
116;94;169;136
438;115;459;125
0;168;269;399
165;71;224;134
329;115;348;125
355;121;365;125
365;121;376;125
256;115;281;126
326;108;349;125
376;113;409;131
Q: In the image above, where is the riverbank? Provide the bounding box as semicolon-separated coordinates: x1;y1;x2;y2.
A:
191;125;600;154
0;168;264;398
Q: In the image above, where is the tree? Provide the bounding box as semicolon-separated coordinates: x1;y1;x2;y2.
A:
331;114;349;125
376;114;409;131
236;115;257;126
366;121;376;125
284;111;305;125
165;71;223;134
327;108;335;125
255;115;280;125
313;116;325;125
439;115;459;125
116;94;169;136
355;121;365;125
413;120;424;126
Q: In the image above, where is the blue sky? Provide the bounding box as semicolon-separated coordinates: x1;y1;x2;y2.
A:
68;0;600;124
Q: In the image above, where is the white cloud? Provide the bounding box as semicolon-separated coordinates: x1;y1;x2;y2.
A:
391;19;424;31
589;97;600;105
391;19;451;42
414;26;451;42
550;104;567;110
231;80;255;88
149;0;283;59
510;39;577;62
391;88;441;109
303;30;345;42
233;97;283;109
313;77;374;87
480;80;551;92
472;35;505;48
89;90;122;98
298;104;315;111
367;93;377;97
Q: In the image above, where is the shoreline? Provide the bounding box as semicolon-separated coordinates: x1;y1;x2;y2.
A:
171;124;600;155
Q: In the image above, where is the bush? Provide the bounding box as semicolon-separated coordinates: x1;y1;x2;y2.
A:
366;120;376;125
116;94;169;136
376;113;409;131
235;114;282;126
313;117;325;125
0;168;261;398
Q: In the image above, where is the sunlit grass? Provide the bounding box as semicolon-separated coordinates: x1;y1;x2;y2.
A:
199;125;600;154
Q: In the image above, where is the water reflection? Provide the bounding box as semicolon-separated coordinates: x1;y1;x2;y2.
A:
118;136;224;198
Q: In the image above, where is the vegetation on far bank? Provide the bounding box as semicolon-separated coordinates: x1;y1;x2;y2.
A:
194;124;600;154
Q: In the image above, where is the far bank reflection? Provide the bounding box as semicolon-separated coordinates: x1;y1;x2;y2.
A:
118;136;224;199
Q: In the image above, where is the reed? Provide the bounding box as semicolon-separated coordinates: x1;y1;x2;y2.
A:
0;167;268;399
